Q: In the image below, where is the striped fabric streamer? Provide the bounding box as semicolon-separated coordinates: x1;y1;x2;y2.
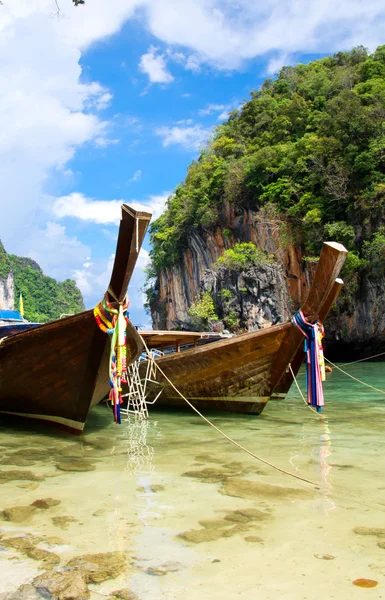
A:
291;310;325;412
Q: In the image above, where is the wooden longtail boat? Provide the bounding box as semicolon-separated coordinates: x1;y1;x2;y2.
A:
140;242;347;415
0;205;151;434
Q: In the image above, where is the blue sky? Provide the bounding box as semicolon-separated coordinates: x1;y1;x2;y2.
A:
1;0;385;326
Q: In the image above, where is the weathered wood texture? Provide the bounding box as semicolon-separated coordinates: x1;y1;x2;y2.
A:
0;205;151;433
144;242;347;415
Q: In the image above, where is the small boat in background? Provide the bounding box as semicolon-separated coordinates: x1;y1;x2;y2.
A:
0;204;152;434
138;242;347;415
0;309;39;338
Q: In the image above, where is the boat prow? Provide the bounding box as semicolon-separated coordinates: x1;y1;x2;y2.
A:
0;204;152;434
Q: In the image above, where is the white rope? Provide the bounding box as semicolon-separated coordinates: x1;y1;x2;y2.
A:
324;357;385;396
289;364;323;418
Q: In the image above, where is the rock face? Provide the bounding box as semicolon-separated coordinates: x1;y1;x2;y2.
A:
149;205;385;358
0;271;14;310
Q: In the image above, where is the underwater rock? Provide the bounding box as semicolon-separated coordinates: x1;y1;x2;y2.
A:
352;579;378;588
178;528;234;543
145;567;168;576
92;509;106;516
244;535;264;543
377;541;385;549
33;569;90;599
66;551;127;583
354;527;385;537
2;505;38;523
56;460;96;472
199;518;232;530
314;554;335;560
224;508;269;523
17;483;40;490
109;589;138;600
1;536;60;567
52;516;78;530
219;478;312;500
0;469;44;483
31;498;61;509
194;453;227;464
182;467;242;483
137;484;164;493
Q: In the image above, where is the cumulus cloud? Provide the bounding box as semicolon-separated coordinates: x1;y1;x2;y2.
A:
52;191;170;223
155;124;210;150
139;46;174;84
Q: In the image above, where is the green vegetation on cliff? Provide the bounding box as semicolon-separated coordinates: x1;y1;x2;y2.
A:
0;242;85;322
149;46;385;285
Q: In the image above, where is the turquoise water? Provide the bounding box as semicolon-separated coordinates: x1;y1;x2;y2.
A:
0;363;384;599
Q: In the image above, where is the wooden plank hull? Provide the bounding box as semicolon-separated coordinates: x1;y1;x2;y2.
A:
143;243;348;416
0;205;151;433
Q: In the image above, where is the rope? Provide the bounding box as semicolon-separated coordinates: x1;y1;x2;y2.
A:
289;364;323;418
339;350;385;367
324;357;385;396
138;336;385;511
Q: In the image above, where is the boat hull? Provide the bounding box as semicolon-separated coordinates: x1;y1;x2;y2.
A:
142;243;348;416
0;310;143;433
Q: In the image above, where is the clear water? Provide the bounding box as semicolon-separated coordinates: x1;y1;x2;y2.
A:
0;363;385;599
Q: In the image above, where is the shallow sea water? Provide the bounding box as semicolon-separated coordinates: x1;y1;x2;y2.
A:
0;363;385;599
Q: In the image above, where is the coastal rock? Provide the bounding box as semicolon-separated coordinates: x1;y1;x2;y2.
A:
219;478;312;500
56;460;96;472
66;551;127;583
32;498;61;509
33;570;90;599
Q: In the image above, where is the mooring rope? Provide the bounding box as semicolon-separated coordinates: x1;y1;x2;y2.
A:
137;336;385;511
324;357;385;396
289;364;323;418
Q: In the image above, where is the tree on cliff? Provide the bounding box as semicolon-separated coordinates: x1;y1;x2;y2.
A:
148;45;385;294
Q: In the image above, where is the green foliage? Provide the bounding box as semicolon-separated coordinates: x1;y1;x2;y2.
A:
220;289;233;300
323;221;355;250
362;227;385;275
188;292;218;330
215;242;274;270
0;245;84;322
147;45;385;298
223;311;239;330
0;240;11;279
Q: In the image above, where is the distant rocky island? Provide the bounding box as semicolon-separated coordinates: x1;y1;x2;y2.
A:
0;240;84;322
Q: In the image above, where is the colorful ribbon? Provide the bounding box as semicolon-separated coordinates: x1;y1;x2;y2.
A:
94;293;130;424
291;310;325;412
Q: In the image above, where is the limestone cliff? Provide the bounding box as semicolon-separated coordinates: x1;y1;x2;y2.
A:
0;271;14;310
149;205;385;359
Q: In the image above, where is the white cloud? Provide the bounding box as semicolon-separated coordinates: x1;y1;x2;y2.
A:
52;191;170;224
155;124;210;150
199;103;226;116
139;45;174;84
127;169;142;183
